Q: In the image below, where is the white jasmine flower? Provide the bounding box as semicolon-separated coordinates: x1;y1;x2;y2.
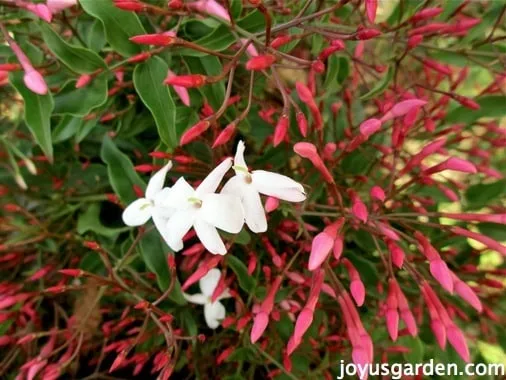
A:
183;268;231;329
161;158;244;255
121;162;174;242
222;141;306;233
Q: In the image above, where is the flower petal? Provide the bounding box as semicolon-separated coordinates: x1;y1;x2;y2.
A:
234;140;247;169
183;292;207;305
196;157;232;195
199;268;221;296
145;162;172;200
122;198;152;226
200;193;245;233
160;177;194;209
165;209;195;251
152;211;176;248
194;220;227;255
204;301;226;329
252;170;306;202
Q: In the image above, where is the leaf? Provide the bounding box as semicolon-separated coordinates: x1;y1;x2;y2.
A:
139;228;186;304
322;55;341;92
227;255;255;293
133;57;177;149
40;23;106;74
9;72;54;163
77;203;129;238
360;65;394;100
445;96;506;125
477;223;506;242
52;116;81;143
53;74;108;116
100;135;146;204
465;180;506;209
87;20;107;52
399;336;425;364
79;0;145;57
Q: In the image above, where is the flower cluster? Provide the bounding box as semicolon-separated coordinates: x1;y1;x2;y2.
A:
122;140;306;255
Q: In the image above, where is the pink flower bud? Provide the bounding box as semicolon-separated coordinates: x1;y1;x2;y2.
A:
23;69;48;95
212;122;235;148
369;185;385;202
76;74;92;89
410;7;444;23
424;157;477;175
165;70;190;106
386;309;399;341
293;142;334;183
355;28;381;40
343;259;365;306
264;196;279;213
308;231;334;271
333;235;343;260
273;114;289;147
407;35;423;49
240;38;258;57
429;259;454;293
270;35;292;49
431;319;447;348
381;99;427;122
330;39;345;49
365;0;377;23
47;0;77;13
164;74;206;88
452;227;506;256
245;54;276;71
293;307;314;341
26;3;52;22
250;311;269;343
296;112;308;137
387;241;404;268
447;324;470;362
114;0;144;11
454;278;482;312
130;33;176;46
351;194;368;223
359;118;382;138
453;95;480;110
377;222;400;241
190;0;231;21
179;120;210;146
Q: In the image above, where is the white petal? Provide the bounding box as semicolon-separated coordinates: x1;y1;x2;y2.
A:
165;209;195;251
152;212;176;249
204;301;226;329
200;193;245;233
122;198;152;226
199;268;221;297
194;220;227;255
196;157;232;196
160;177;195;209
217;288;232;301
145;162;172;200
223;176;266;232
252;170;306;202
183;293;208;305
234;140;247;169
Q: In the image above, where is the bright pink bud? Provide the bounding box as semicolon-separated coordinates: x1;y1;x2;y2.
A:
47;0;77;13
180;120;210;146
127;51;152;63
270;35;292;49
359;118;382;138
452;227;506;256
273;114;289;147
429;259;454;293
369;186;385;202
296;112;308;137
293;307;314;341
333;235;343;260
23;69;48;95
190;0;231;21
350;194;368;223
113;0;144;11
0;63;21;71
330;39;345;49
250;311;269;343
130;33;176;46
410;7;444;23
424;157;477;175
164;74;206;88
387;241;404;268
318;46;342;61
431;319;447;348
407;35;423;49
212;122;235;148
402;137;446;173
377;222;400;241
356;28;381;40
240;38;258;57
311;60;325;73
453;276;482;312
264;196;279;213
453;95;480;110
423;58;451;75
245;54;276;71
365;0;377;23
26;3;52;22
343;259;365;306
447;325;470;362
76;74;92;89
293;142;334;183
442;213;506;225
381;99;427;122
295;81;314;104
308;231;334;271
165;70;190;106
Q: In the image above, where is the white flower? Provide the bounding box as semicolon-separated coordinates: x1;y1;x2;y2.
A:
183;268;231;329
161;158;244;255
121;162;175;243
222;141;306;233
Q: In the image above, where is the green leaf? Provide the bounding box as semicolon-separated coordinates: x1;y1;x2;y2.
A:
87;20;107;52
53;74;108;117
9;72;54;163
79;0;145;57
465;180;506;209
227;255;255;293
477;223;506;242
445;96;506;125
133;57;177;149
322;55;341;93
40;23;106;74
77;203;129;238
52;116;81;143
100;135;146;204
139;229;186;304
360;65;394;100
399;336;425;364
